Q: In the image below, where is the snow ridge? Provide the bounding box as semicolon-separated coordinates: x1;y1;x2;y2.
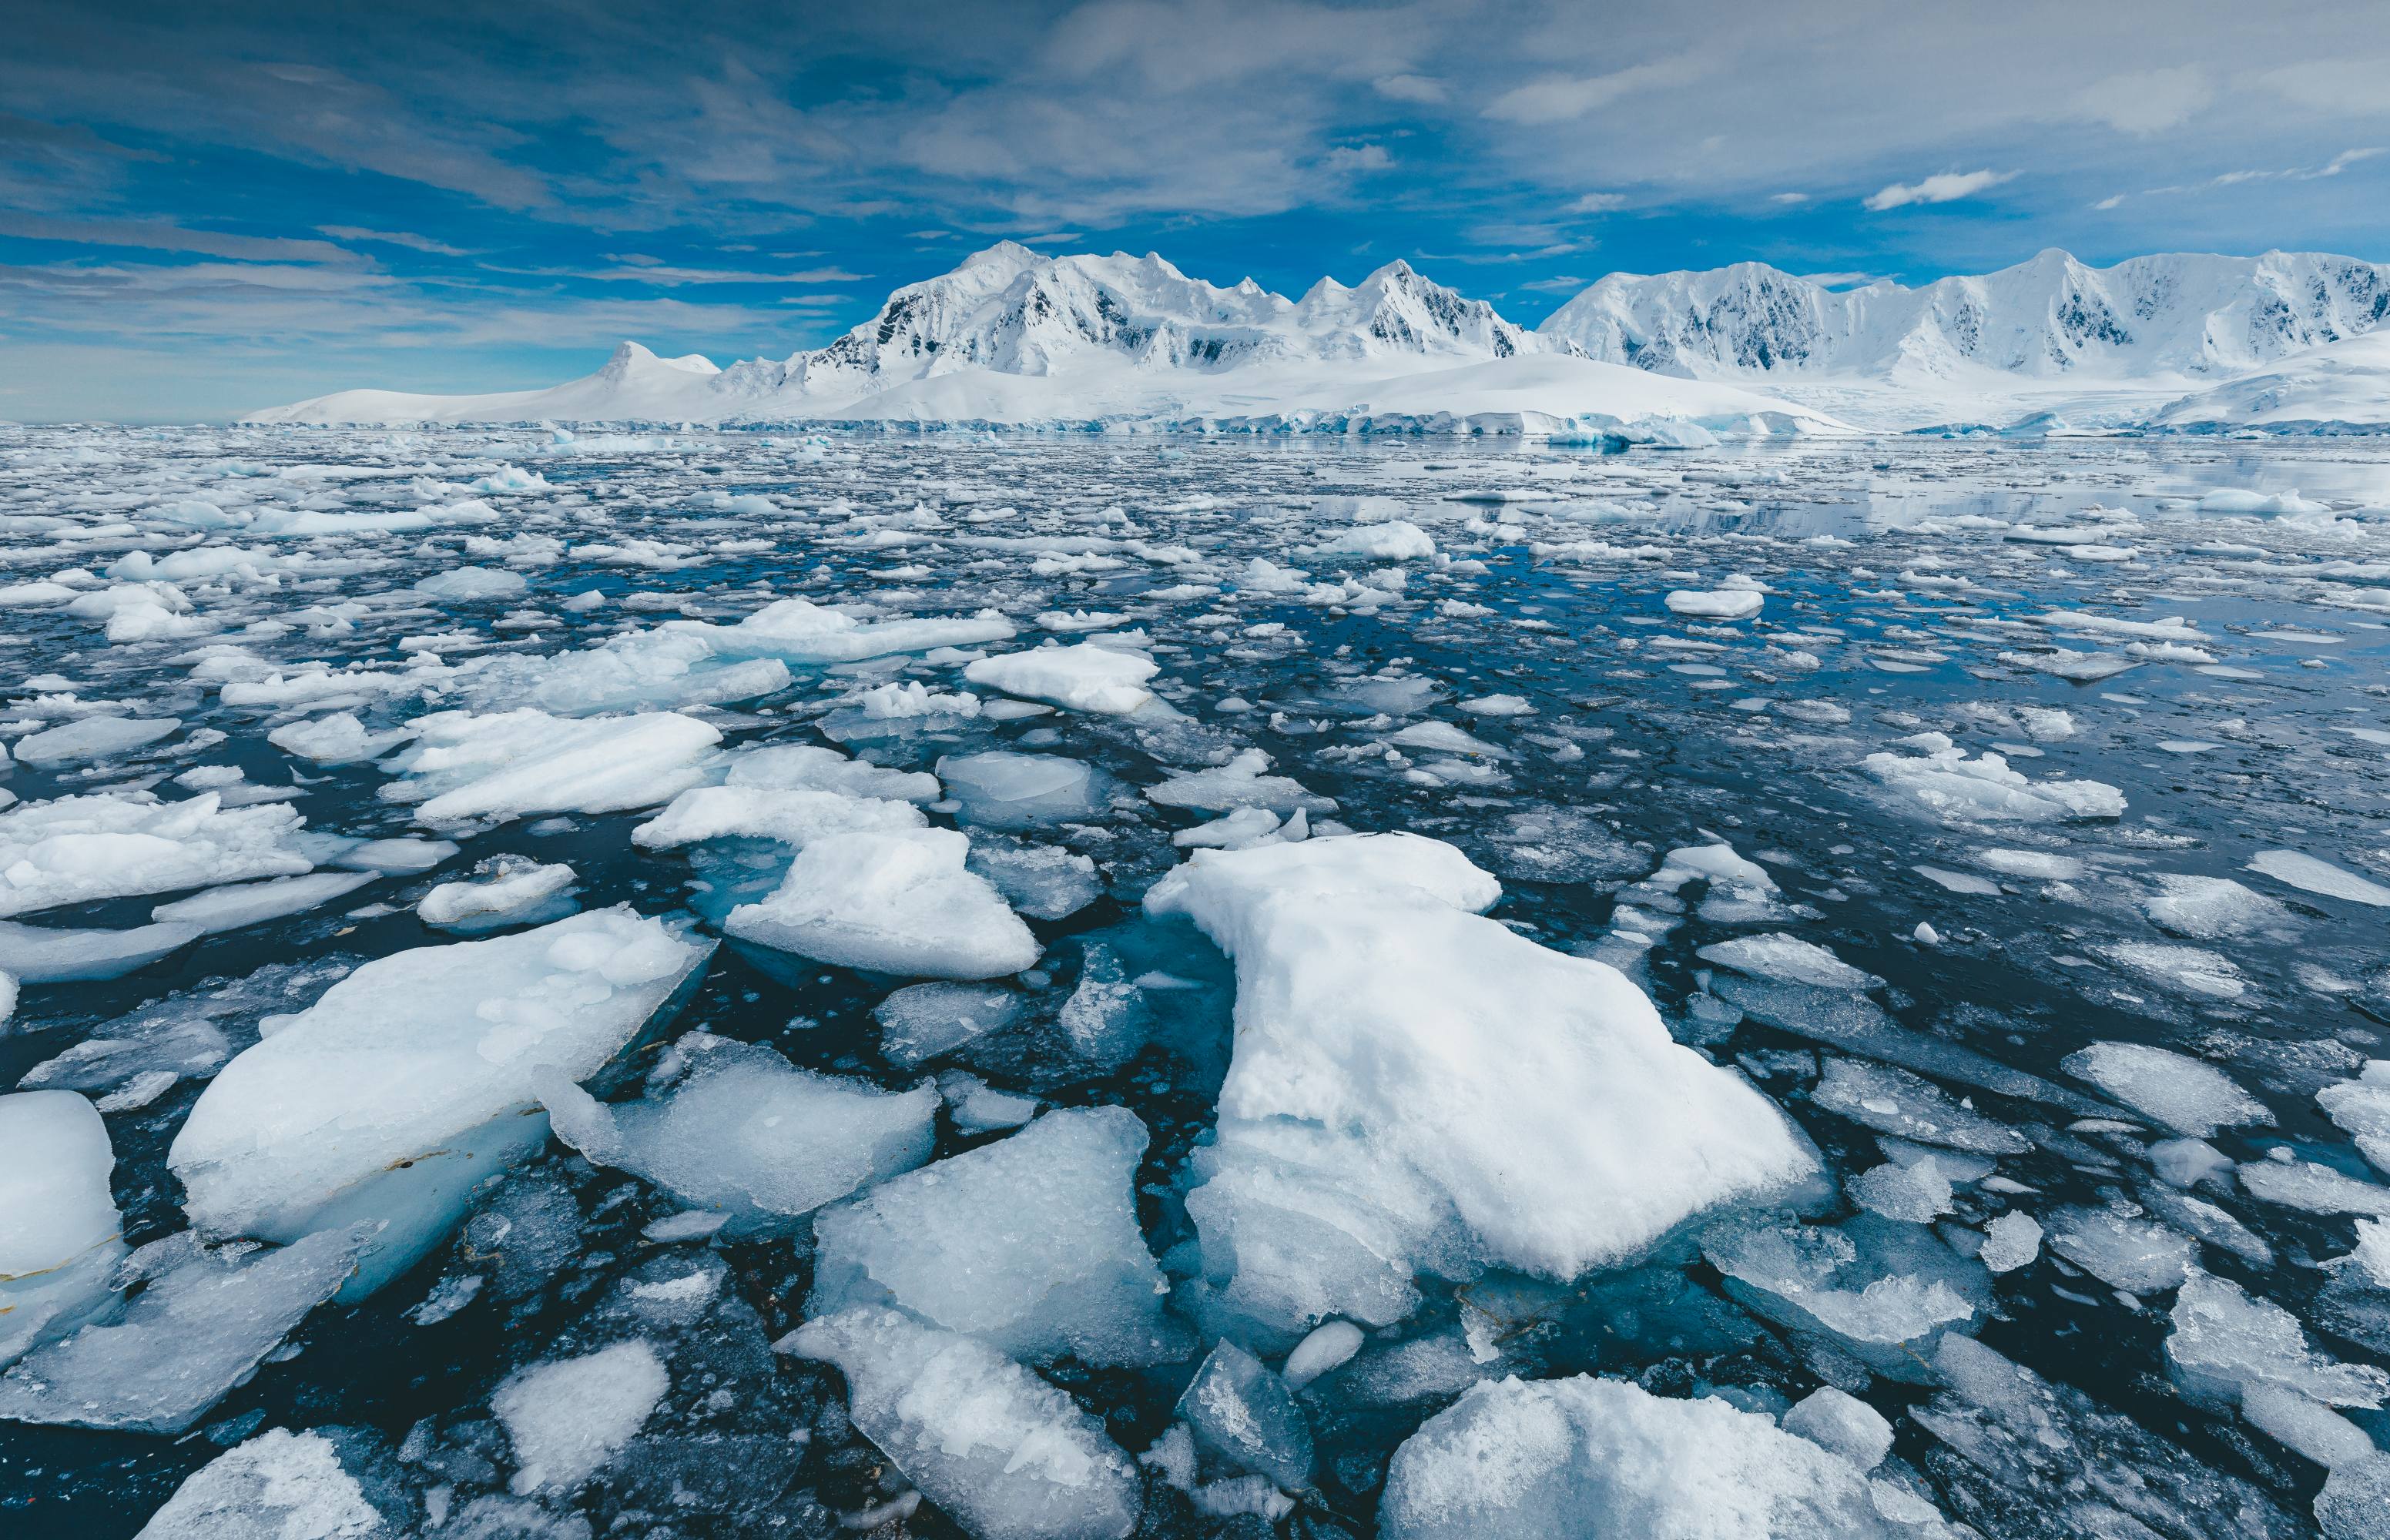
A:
1540;249;2390;383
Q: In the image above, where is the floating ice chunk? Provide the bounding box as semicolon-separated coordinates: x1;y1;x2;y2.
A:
965;643;1158;715
2318;1069;2390;1173
0;1092;127;1369
416;566;528;602
1174;806;1291;850
1999;648;2141;682
723;743;940;803
2100;942;2247;999
1145;748;1335;815
133;1427;390;1540
779;1306;1141;1540
0;1227;363;1433
1810;1058;2030;1155
1380;1375;1953;1540
1698;932;1882;991
682;595;1014;665
151;871;375;935
0;918;203;981
936;1070;1040;1133
268;713;413;765
0;791;312;917
418;856;576;929
726;829;1038;980
1862;739;2124;823
2167;1271;2390;1415
1850;1157;1954;1223
1782;1386;1893;1471
1147;834;1817;1337
1058;943;1145;1069
1704;1216;1983;1378
857;679;982;718
1177;1340;1313;1488
12;715;179;765
1314;520;1434;561
330;837;458;873
937;752;1108;828
541;1034;934;1236
1281;1320;1365;1390
169;908;712;1297
1664;588;1765;619
1978;1211;2043;1274
874;981;1026;1067
630;784;923;851
966;835;1101;919
2142;875;2296;939
2061;1042;2271;1138
1976;848;2083;881
1392;721;1514;765
2046;1207;2197;1294
2248;850;2390;908
493;1339;669;1495
384;709;720;826
2319;1458;2390;1539
2241;1160;2390;1217
809;1106;1180;1368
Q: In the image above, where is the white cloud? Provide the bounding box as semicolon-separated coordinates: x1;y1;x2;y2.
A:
2261;58;2390;116
318;226;474;256
2072;65;2211;134
1325;143;1393;172
1373;73;1447;104
1768;192;1810;205
0;213;362;264
1482;56;1707;126
1564;192;1625;213
1801;270;1882;288
1863;169;2017;211
1516;274;1587;292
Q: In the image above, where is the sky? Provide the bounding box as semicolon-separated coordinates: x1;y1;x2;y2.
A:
5;0;2389;421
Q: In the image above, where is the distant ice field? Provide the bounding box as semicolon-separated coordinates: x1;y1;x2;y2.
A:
2;424;2389;1539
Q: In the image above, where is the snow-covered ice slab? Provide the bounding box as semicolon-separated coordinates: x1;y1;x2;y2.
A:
779;1305;1141;1540
541;1033;937;1236
965;641;1158;715
0;1090;127;1368
724;828;1039;979
1145;833;1818;1337
1380;1375;1956;1538
808;1106;1182;1367
380;708;721;825
169;908;713;1297
0;791;313;917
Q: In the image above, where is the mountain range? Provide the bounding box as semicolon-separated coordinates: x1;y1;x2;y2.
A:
248;242;2390;434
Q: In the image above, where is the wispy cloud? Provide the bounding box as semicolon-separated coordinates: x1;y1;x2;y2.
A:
2071;65;2211;134
0;212;363;264
318;225;474;256
1863;169;2017;212
1482;56;1707;126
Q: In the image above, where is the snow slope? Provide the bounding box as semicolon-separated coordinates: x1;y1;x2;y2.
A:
1540;249;2390;384
245;243;1846;436
2148;333;2390;431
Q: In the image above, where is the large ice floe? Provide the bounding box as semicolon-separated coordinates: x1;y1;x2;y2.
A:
168;909;713;1297
1145;832;1819;1339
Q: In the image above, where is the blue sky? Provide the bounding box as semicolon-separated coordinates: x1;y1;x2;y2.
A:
5;0;2388;420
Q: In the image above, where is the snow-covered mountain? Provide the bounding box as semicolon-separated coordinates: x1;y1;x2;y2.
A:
1540;249;2390;384
2148;332;2390;430
247;243;1852;438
